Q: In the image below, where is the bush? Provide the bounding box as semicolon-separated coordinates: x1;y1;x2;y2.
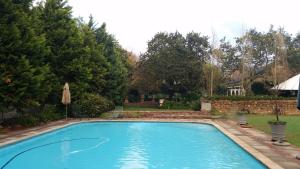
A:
216;84;227;95
190;100;201;111
160;101;191;110
38;105;61;122
204;95;295;101
251;81;269;95
1;105;61;127
76;93;115;117
183;92;200;102
160;100;201;110
144;94;154;101
17;115;40;127
128;89;141;102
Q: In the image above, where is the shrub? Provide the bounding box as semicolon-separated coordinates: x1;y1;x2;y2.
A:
173;93;182;101
204;95;295;101
160;101;190;110
216;84;227;95
1;105;62;128
160;100;202;110
128;89;141;102
190;100;201;111
2;116;41;128
183;92;200;102
144;94;155;101
38;105;61;122
251;81;269;95
17;116;40;127
76;93;115;117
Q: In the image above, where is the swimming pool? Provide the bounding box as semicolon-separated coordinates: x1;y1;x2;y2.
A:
0;122;267;169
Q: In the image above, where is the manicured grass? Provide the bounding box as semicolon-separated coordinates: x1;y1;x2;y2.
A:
123;105;162;111
246;115;300;147
122;105;192;111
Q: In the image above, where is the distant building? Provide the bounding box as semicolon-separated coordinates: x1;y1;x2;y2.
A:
226;70;245;96
272;74;300;91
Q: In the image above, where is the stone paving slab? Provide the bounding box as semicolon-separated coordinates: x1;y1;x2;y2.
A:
215;120;300;169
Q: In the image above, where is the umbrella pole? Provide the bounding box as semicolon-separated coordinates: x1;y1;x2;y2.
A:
65;104;68;119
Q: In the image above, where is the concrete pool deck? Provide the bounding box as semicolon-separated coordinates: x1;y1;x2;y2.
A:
1;118;300;169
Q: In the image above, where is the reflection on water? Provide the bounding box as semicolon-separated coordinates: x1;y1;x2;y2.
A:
0;122;267;169
60;137;70;168
119;123;149;169
56;137;109;169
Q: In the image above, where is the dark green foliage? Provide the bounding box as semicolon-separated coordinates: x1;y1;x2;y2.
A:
216;84;227;95
205;95;295;101
0;0;52;113
251;81;269;95
75;93;114;117
95;24;129;105
1;105;61;127
144;94;154;101
17;115;40;127
128;89;141;102
139;32;209;98
190;100;201;111
182;92;201;102
288;51;300;73
38;105;61;122
37;0;92;101
0;0;130;125
160;101;191;110
160;100;200;110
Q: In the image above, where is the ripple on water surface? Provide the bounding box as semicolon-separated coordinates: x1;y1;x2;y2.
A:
0;122;267;169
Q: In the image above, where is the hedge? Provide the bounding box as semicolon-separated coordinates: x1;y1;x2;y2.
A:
204;95;296;101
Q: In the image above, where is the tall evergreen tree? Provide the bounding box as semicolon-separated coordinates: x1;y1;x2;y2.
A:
95;24;129;105
0;0;51;113
37;0;92;102
78;16;109;95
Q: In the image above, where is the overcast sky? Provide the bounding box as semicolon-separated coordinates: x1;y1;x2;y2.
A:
68;0;300;54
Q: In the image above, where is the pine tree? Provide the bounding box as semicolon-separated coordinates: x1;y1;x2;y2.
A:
0;0;51;113
95;24;129;105
37;0;92;101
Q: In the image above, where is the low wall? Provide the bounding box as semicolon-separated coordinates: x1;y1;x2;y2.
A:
211;100;300;115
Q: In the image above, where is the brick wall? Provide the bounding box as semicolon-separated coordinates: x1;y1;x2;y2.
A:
211;100;300;115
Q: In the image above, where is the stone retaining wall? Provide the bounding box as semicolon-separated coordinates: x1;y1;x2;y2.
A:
211;100;300;115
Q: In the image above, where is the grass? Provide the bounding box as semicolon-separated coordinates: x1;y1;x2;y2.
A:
123;105;162;111
122;105;192;111
246;115;300;147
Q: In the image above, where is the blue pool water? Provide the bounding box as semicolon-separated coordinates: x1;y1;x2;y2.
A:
0;122;267;169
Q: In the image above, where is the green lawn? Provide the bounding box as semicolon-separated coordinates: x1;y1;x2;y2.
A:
123;105;162;111
246;115;300;147
122;105;192;111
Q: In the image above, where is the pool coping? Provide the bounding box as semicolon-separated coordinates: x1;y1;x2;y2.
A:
0;119;283;169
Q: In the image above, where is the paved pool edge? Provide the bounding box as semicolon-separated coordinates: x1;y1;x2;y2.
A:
0;119;283;169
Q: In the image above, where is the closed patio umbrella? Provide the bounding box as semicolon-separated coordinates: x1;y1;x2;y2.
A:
62;83;71;119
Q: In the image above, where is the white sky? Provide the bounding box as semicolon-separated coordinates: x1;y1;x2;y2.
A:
68;0;300;54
